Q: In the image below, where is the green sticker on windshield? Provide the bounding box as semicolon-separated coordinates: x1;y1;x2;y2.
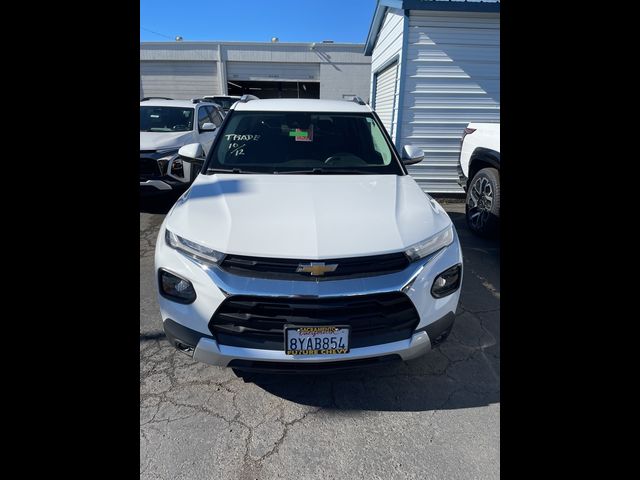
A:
289;130;308;137
290;126;313;142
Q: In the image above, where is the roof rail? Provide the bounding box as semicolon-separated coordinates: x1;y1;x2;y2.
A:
141;97;173;101
351;96;366;106
239;94;260;103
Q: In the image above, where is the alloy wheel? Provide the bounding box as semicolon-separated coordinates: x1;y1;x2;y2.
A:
467;176;493;230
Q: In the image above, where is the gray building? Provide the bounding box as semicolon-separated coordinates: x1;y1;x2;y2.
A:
140;41;371;102
365;0;500;193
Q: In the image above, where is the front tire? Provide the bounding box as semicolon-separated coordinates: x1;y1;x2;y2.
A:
465;167;500;237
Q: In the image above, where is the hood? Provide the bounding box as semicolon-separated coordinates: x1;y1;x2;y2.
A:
140;131;196;151
166;174;452;259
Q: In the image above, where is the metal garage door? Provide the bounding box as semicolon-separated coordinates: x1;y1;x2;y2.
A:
374;61;399;137
227;62;319;82
140;61;220;100
401;10;500;193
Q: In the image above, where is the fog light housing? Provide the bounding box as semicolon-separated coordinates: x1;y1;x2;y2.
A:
158;269;196;304
170;158;184;177
431;264;462;298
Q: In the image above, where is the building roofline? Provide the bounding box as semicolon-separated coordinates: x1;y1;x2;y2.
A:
364;0;500;56
140;41;365;48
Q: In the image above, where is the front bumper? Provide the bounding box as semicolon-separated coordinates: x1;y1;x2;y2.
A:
140;149;192;195
155;225;463;369
163;311;455;371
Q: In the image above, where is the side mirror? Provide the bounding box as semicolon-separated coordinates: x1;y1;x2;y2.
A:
178;143;204;160
200;122;217;132
401;145;424;165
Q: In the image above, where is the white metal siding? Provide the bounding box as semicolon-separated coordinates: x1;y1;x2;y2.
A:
370;8;405;143
227;62;319;82
140;61;220;99
401;10;500;193
374;62;398;136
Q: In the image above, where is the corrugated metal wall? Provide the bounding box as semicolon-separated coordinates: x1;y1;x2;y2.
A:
374;61;399;136
141;42;371;101
227;62;320;81
401;10;500;193
370;8;405;143
140;61;221;99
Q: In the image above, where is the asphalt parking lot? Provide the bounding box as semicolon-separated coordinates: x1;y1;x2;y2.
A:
140;193;500;480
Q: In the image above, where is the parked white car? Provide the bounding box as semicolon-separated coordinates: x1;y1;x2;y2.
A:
154;96;463;373
140;98;225;194
457;123;500;237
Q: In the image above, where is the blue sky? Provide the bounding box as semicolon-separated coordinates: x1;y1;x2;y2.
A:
140;0;377;43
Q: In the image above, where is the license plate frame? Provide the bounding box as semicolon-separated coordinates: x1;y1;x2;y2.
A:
284;325;351;356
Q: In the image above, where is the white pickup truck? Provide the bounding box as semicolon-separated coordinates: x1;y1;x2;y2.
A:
457;123;500;237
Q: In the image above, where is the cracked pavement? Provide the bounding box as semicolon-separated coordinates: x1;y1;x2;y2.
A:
140;196;500;480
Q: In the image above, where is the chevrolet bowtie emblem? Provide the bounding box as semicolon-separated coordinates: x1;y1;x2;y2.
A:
296;262;338;276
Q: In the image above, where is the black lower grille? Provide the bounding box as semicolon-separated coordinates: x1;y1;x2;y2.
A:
219;252;410;281
140;156;160;177
209;292;420;350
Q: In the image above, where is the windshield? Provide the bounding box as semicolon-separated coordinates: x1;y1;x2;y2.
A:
140;106;194;132
206;111;403;174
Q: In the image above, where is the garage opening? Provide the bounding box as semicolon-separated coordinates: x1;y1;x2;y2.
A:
227;80;319;99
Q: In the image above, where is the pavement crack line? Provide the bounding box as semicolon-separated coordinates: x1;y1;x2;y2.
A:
470;268;500;300
254;407;323;464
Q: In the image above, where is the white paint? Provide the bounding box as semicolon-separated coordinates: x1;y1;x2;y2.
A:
459;122;500;178
164;173;452;259
233;98;371;113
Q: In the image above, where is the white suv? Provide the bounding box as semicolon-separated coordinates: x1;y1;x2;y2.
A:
155;97;463;372
457;123;500;237
140;97;225;195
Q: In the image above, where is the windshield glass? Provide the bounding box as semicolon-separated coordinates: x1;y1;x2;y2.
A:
206;111;403;174
140;106;194;132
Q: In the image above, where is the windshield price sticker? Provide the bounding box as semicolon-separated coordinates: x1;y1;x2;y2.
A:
289;126;314;142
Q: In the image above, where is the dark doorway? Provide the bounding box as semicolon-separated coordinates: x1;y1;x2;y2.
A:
227;80;320;99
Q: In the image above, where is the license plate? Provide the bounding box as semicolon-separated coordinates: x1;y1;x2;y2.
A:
285;326;350;355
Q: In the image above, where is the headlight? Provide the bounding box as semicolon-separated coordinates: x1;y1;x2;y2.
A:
165;229;225;265
158;269;196;303
405;225;454;261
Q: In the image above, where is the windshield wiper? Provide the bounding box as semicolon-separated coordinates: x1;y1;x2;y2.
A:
275;168;371;175
207;167;263;174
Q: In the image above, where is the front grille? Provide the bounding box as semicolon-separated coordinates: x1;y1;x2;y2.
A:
219;252;410;281
140;157;160;177
209;292;420;351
